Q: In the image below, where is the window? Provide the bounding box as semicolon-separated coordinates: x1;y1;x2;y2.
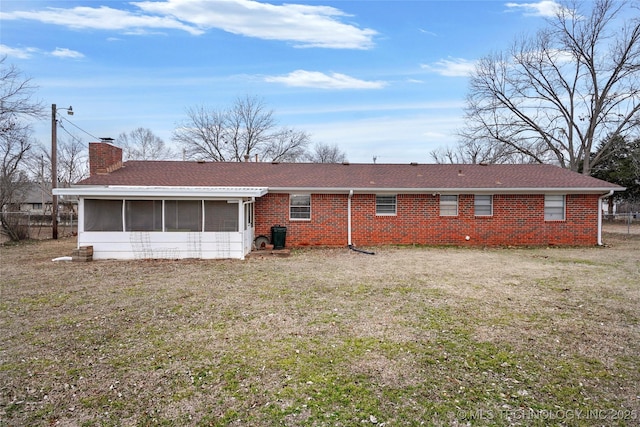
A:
376;195;397;215
440;195;458;216
125;200;162;231
165;200;202;231
244;202;254;230
290;194;311;220
544;195;565;221
84;199;123;231
474;195;492;216
204;201;238;231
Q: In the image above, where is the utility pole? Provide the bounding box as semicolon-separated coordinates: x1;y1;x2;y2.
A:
52;104;58;239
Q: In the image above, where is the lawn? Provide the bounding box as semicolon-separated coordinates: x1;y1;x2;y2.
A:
1;230;639;426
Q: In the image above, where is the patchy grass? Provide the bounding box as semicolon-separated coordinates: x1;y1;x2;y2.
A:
1;230;639;426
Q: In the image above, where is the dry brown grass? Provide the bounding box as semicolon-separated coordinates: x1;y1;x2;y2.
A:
1;227;639;426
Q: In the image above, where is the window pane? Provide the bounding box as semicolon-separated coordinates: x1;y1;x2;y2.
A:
84;199;123;231
165;200;202;231
290;195;311;219
545;195;565;220
440;195;458;216
475;195;492;216
376;195;397;215
244;202;253;230
125;200;162;231
204;201;238;231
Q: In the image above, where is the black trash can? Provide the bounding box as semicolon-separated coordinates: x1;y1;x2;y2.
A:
271;225;287;249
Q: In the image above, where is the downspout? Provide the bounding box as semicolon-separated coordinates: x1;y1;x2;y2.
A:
598;190;614;246
347;190;375;255
347;190;353;246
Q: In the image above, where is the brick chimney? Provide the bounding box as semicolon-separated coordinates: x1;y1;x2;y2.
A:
89;139;123;176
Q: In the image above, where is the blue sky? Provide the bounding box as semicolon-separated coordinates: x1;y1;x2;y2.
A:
1;0;562;163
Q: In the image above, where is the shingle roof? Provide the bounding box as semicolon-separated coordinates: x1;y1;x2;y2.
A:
75;161;622;192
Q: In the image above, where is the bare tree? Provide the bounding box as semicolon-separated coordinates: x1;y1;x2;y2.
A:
0;57;43;120
0;57;44;239
1;123;33;209
173;106;228;161
263;128;310;162
37;138;88;186
457;0;640;173
57;137;89;185
117;127;175;160
306;142;348;163
173;95;310;162
231;95;276;161
430;139;533;164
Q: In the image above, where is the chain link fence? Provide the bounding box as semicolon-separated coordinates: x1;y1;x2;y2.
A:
603;200;639;235
0;212;77;241
604;201;639;221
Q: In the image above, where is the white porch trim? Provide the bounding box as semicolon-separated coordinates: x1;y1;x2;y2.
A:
54;185;268;198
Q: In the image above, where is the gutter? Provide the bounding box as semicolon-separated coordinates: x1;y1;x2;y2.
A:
53;185;268;198
598;190;614;246
267;186;620;194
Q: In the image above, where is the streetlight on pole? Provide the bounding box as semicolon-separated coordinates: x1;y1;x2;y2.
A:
51;104;73;239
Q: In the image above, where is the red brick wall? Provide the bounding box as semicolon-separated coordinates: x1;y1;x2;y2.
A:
89;142;123;176
255;193;601;247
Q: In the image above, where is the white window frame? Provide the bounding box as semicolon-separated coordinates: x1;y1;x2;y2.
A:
440;195;458;216
474;195;493;216
376;195;397;216
164;200;203;232
544;194;565;221
84;199;124;231
125;200;163;232
290;194;311;221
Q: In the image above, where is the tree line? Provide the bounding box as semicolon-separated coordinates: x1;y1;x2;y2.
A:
430;0;639;206
122;96;347;164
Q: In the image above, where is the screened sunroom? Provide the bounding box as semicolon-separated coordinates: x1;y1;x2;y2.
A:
54;186;268;260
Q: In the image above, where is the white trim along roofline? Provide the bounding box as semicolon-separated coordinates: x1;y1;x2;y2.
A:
54;185;624;198
53;186;268;198
268;187;623;194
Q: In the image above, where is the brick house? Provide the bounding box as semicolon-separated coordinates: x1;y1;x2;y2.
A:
53;142;624;260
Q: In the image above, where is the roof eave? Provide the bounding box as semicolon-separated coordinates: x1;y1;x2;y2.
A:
56;184;624;196
269;186;624;194
53;185;268;198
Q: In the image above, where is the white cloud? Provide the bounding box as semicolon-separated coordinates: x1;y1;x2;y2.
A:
51;47;84;59
421;58;476;77
504;1;562;17
0;44;39;59
134;0;376;49
0;44;84;60
2;5;204;35
419;28;438;37
265;70;386;90
3;0;376;49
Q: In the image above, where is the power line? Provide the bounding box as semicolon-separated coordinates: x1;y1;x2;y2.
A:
58;121;84;144
59;115;100;140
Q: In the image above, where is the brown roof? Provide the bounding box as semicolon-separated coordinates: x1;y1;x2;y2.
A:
76;161;622;192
